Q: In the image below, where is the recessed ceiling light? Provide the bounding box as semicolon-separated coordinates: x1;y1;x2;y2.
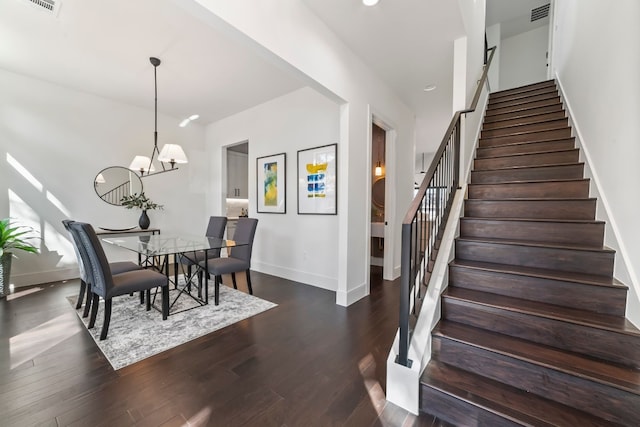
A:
363;0;379;6
423;85;437;92
188;114;200;121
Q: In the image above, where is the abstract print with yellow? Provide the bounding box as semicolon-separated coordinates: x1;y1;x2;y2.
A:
306;162;328;198
264;161;278;206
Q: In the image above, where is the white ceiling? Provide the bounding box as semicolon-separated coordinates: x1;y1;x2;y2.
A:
487;0;550;39
1;0;547;156
303;0;466;151
0;0;305;125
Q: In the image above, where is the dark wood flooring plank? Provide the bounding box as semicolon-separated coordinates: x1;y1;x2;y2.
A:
0;271;437;426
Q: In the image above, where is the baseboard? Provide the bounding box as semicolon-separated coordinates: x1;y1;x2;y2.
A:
335;281;368;307
252;260;337;292
370;256;383;267
11;267;79;288
392;264;401;279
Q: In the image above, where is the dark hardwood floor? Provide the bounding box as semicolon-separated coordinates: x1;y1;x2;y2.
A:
0;268;441;426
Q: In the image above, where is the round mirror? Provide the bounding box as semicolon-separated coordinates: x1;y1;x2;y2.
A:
94;166;143;206
372;177;385;208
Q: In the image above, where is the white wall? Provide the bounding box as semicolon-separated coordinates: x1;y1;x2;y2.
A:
456;0;488;182
486;23;501;92
206;87;340;290
185;0;416;305
0;68;207;286
458;0;487;105
551;0;640;326
500;25;549;90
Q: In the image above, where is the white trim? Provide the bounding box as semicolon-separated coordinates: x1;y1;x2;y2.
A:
368;106;399;283
555;74;640;328
252;260;337;291
370;256;383;267
11;267;79;288
336;281;367;307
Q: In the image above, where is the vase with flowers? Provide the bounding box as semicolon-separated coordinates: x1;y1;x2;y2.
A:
120;192;163;230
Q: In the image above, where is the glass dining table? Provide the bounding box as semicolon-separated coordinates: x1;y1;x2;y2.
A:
102;234;244;314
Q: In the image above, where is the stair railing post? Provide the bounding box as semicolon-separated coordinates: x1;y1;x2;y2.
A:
398;221;412;367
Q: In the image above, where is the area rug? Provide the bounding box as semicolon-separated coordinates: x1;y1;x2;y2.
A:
67;282;277;370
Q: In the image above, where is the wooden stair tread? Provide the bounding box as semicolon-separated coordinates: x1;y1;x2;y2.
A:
460;217;605;225
472;162;584;173
476;148;578;160
466;196;596;202
487;94;561;110
457;236;612;252
480;126;569;140
434;321;640;394
449;259;627;289
488;89;559;107
479;137;575;149
485;98;562;116
443;287;640;336
481;118;568;133
477;137;575;148
486;96;560;110
421;361;617;427
470;178;588;185
484;106;565;124
490;80;556;98
483;109;565;125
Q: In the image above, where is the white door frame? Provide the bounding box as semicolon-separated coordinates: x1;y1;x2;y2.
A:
369;110;397;282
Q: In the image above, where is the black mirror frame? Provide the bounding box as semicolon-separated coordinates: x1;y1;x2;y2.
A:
94;166;144;206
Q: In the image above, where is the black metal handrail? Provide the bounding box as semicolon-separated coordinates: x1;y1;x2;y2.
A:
397;46;496;367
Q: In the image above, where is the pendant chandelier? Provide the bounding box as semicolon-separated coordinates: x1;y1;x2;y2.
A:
129;57;188;177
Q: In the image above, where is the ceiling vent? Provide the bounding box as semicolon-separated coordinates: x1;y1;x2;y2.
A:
19;0;61;16
531;3;550;22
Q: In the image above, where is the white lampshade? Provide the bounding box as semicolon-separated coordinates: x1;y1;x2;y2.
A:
158;144;188;166
95;173;106;184
129;155;156;173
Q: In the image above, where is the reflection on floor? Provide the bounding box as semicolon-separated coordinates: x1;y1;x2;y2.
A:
1;271;444;426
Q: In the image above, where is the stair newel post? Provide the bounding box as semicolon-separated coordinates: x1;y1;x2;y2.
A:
398;221;412;367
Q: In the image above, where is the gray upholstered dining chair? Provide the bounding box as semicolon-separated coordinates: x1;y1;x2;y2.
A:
177;216;227;276
62;219;142;317
70;221;169;340
199;217;258;305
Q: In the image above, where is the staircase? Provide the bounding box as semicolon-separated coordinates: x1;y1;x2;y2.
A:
420;80;640;426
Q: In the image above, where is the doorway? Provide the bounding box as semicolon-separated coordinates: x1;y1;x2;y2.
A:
225;141;249;239
370;123;386;282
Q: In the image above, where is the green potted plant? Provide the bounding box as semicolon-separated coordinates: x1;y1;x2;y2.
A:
120;192;163;230
0;218;39;298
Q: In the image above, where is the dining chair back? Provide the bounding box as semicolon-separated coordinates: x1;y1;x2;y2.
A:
200;217;258;305
62;219;90;311
205;216;228;258
229;217;258;264
70;221;169;340
179;216;227;267
63;219;143;316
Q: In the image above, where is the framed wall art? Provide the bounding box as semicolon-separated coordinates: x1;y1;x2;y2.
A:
256;152;286;214
297;143;337;215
